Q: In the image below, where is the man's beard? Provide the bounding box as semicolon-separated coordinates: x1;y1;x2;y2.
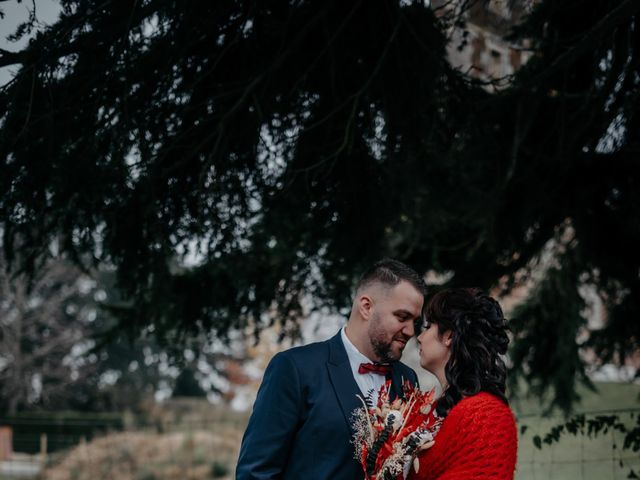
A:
369;313;404;363
371;337;399;363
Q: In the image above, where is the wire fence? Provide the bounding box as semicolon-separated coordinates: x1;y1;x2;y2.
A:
0;401;249;479
0;413;124;454
516;408;640;480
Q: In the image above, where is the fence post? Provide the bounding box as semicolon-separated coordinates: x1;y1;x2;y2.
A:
40;433;48;466
0;426;12;460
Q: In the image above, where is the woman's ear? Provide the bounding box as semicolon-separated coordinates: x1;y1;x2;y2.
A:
443;330;453;347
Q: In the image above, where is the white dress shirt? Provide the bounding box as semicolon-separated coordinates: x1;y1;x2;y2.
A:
340;326;387;405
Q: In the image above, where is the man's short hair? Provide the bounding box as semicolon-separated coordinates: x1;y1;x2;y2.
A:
356;258;427;296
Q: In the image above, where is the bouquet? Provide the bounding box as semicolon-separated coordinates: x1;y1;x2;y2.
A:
351;380;442;480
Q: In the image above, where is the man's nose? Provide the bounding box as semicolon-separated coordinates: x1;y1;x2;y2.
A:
402;321;415;338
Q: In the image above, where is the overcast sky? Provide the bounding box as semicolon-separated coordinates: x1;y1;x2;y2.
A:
0;0;61;85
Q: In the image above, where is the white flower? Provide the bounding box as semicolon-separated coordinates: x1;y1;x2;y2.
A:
386;410;404;431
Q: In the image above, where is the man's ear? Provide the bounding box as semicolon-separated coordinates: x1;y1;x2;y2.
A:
358;294;373;320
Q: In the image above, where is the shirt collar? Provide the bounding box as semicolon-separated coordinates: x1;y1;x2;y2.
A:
340;326;374;365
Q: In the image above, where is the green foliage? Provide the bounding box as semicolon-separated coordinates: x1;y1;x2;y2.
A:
532;412;640;477
0;0;455;341
508;232;595;414
0;0;638;414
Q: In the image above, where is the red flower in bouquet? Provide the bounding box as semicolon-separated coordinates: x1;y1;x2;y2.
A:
351;380;442;480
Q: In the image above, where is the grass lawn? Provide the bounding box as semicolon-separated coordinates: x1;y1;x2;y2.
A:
513;382;640;480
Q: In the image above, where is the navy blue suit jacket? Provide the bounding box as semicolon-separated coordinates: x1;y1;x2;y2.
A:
236;331;419;480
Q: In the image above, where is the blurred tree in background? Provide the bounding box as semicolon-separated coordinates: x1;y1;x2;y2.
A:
0;247;234;412
0;251;94;414
0;250;178;413
0;0;638;414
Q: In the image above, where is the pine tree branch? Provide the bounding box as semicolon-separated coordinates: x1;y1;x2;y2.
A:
525;0;640;87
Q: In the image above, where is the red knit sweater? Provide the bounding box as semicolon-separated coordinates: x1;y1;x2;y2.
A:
408;392;517;480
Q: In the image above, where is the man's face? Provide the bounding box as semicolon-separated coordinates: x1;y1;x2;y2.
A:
367;280;424;363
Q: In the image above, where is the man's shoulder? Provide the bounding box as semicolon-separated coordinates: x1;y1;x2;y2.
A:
274;335;335;363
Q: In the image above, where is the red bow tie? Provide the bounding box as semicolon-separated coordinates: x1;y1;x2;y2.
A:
358;362;392;376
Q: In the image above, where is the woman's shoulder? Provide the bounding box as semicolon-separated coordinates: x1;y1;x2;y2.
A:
450;391;511;414
444;392;516;433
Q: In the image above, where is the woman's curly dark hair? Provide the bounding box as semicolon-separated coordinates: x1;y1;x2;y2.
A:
423;288;510;417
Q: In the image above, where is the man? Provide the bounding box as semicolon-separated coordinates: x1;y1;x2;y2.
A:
236;259;427;480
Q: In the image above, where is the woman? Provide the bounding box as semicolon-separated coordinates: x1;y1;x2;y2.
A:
409;288;517;480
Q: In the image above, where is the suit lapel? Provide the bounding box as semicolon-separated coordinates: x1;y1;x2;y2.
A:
389;363;410;401
326;332;364;435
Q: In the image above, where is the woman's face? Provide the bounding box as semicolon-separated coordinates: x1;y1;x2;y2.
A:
416;319;452;379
